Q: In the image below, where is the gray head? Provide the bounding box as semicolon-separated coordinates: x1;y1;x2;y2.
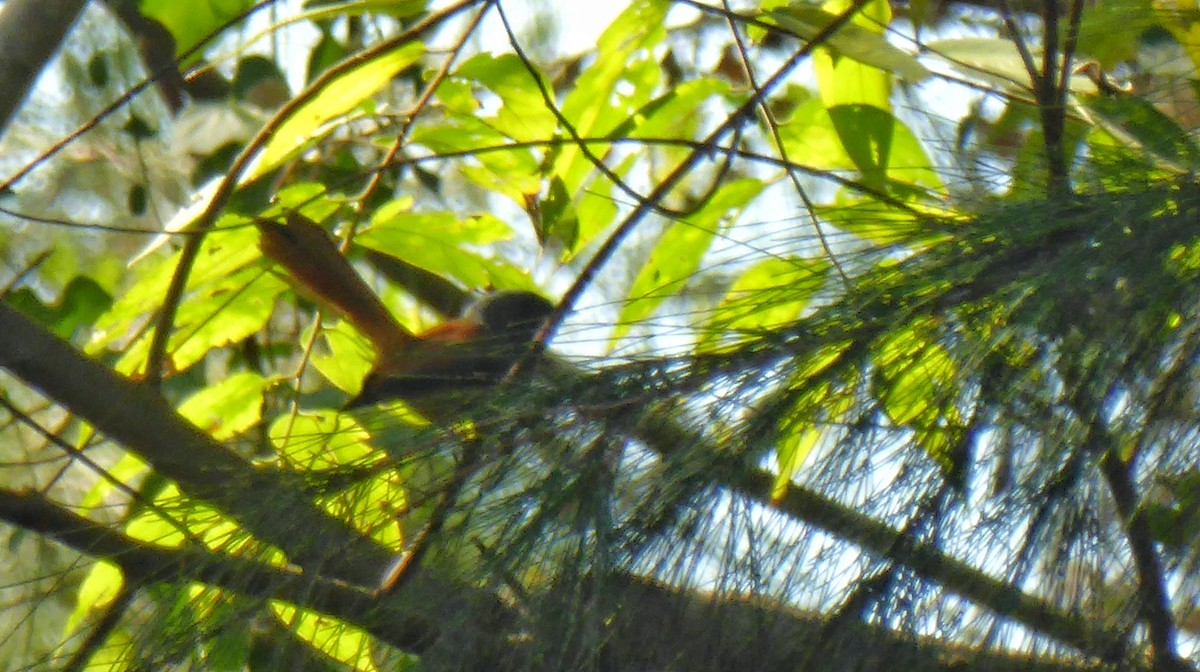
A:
466;291;557;342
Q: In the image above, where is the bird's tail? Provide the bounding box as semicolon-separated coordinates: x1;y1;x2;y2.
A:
258;213;415;354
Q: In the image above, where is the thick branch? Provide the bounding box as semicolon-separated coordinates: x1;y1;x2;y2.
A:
0;489;443;654
632;405;1119;658
0;487;1109;672
0;0;88;137
608;572;1107;672
1099;451;1190;672
0;301;391;586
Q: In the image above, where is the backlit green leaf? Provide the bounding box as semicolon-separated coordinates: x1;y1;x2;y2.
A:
356;203;537;291
92;226;287;376
700;257;830;352
252;42;424;181
270;411;375;469
177;371;266;440
454;53;557;142
6;276;112;340
555;0;669;193
309;319;375;395
613;178;765;345
139;0;254;57
272;603;380;672
924;37;1099;97
765;2;929;82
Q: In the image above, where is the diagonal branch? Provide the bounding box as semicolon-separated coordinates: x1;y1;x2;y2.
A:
0;0;88;138
0;300;392;586
0;488;438;655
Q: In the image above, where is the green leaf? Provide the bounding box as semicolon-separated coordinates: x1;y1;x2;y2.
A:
537;175;579;250
270;410;409;547
92;219;250;350
628;78;731;139
412;117;543;204
811;0;895;112
259;182;343;222
6;276;112;340
460;150;544;205
92;226;287;376
251;41;425;182
612;178;765;345
125;483;241;551
79;452;149;514
433;76;478;115
828;104;895;191
139;0;254;57
555;0;670;193
164;269;286;373
777;97;858;171
765;3;929;82
177;371;266;440
356;202;536;291
817;198;952;246
309;319;375;395
770;367;857;500
1074;0;1153;66
871;319;964;476
454;53;557;141
272;603;380;672
269;411;374;470
268;412;411;547
571;154;627;255
297;0;427;24
874;321;957;424
818;54;891;111
777;95;943;196
66;561;123;635
771;422;822;502
700;257;830;352
923;38;1100;97
411;115;505;153
1083;91;1200;168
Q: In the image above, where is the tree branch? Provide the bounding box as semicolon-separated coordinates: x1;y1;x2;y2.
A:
0;0;88;137
0;488;437;655
0;301;391;586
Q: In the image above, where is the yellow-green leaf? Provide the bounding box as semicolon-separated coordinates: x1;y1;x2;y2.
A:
251;42;425;181
923;38;1099;98
772;423;822;502
66;561;123;635
139;0;254;57
765;3;929;82
454;53;557;142
612;178;765;345
701;257;829;352
309;319;376;395
272;603;380;672
356;205;536;291
269;411;376;470
177;371;266;440
555;0;669;193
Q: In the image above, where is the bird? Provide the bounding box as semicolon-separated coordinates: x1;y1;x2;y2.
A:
346;290;556;410
258;213;555;420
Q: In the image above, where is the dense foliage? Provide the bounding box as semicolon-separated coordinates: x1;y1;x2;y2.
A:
1;0;1199;671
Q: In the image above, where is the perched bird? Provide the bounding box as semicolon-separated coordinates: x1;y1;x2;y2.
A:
347;290;555;410
258;213;555;419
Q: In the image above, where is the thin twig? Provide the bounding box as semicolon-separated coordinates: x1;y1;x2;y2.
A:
513;0;878;373
719;0;849;286
0;0;278;194
144;0;483;384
